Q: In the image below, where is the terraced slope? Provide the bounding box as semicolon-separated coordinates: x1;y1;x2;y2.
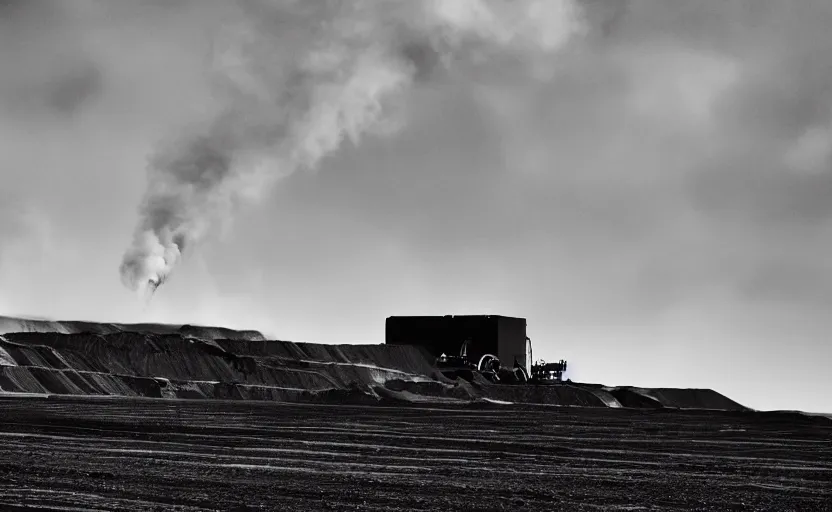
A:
0;318;747;410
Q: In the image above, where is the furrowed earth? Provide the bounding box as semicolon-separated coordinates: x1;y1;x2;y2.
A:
0;317;830;510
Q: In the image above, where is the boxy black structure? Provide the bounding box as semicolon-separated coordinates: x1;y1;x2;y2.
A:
385;315;529;372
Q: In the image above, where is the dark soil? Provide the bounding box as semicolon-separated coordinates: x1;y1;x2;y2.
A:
0;396;829;511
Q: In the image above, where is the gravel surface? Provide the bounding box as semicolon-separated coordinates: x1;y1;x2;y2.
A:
0;396;830;511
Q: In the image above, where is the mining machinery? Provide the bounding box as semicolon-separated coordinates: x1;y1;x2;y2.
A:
386;315;568;385
531;359;568;383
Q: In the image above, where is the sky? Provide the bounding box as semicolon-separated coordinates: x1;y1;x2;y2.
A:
1;0;832;413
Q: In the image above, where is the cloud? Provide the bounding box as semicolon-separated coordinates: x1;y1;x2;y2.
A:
0;197;25;237
0;1;104;119
0;198;55;298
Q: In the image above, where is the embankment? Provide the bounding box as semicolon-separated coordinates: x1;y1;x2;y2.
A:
0;319;747;410
0;316;265;341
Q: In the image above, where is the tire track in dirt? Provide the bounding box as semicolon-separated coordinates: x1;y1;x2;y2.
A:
0;396;829;511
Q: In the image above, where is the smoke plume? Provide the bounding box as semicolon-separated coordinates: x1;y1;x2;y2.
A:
119;0;585;295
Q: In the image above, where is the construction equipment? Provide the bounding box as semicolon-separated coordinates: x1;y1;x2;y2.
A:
435;337;523;383
386;315;567;385
530;359;568;384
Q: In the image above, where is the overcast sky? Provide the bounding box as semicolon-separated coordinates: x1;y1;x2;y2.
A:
1;0;831;413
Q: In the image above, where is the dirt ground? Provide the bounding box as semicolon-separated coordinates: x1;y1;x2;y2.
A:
0;396;829;511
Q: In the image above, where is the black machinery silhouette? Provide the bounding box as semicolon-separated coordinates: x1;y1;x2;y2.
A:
385;315;567;385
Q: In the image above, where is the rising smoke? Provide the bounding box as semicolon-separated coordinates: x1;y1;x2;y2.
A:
119;0;586;295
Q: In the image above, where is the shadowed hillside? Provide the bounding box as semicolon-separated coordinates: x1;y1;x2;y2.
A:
0;317;747;410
